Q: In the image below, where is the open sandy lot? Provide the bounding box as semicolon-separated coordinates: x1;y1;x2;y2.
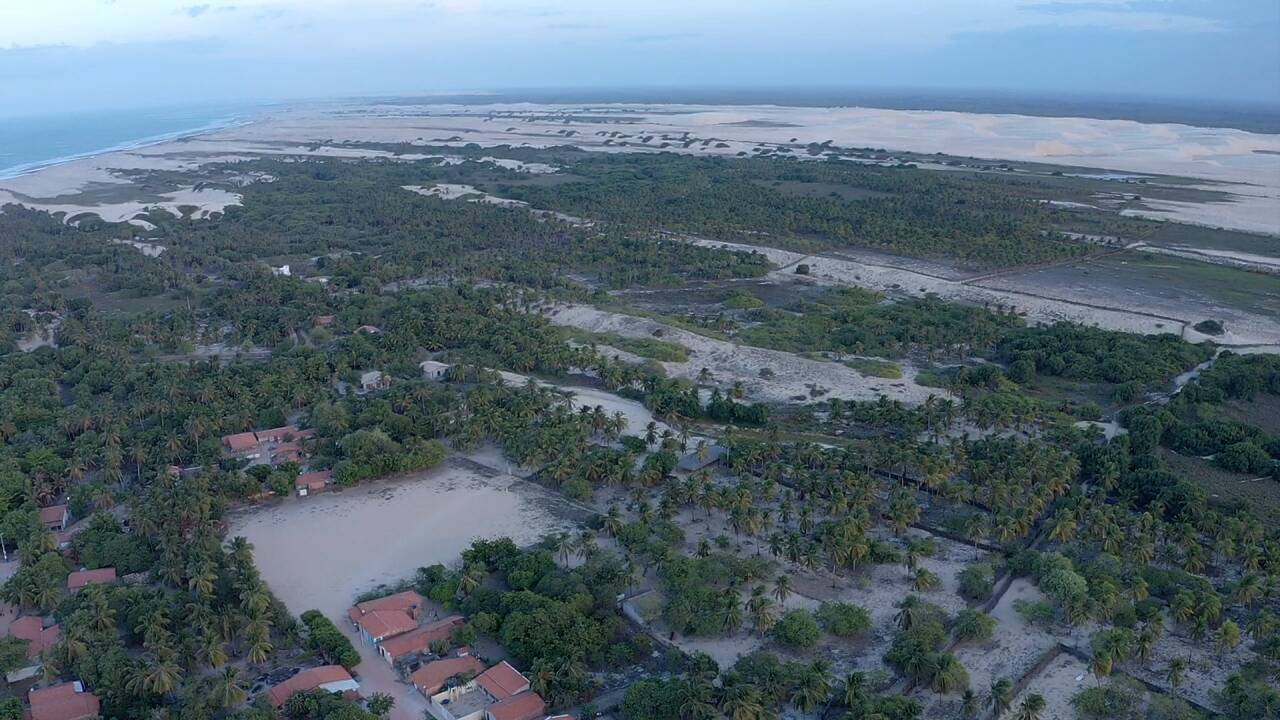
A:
547;304;946;405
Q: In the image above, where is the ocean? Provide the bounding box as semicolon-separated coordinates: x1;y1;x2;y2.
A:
0;103;261;178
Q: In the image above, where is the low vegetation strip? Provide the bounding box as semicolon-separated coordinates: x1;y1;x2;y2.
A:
563;327;691;362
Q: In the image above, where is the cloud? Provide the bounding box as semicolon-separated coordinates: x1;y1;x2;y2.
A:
180;4;211;17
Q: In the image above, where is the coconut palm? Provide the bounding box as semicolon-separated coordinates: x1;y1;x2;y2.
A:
1015;693;1046;720
988;678;1013;716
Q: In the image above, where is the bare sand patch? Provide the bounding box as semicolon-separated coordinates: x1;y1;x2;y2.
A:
546;304;945;405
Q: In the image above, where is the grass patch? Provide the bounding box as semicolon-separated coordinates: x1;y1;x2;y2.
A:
1159;449;1280;526
564;327;690;362
845;357;903;379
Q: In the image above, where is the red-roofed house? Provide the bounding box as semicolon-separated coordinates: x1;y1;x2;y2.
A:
5;617;60;682
256;425;300;443
222;432;261;457
379;615;465;665
28;681;100;720
266;665;359;707
486;692;546;720
350;590;425;618
39;505;69;532
295;470;333;497
349;609;416;646
427;661;543;720
271;442;302;464
410;654;485;697
66;568;116;592
315;315;336;327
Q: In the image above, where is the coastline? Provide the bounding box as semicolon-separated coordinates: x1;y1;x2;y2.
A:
0;109;263;181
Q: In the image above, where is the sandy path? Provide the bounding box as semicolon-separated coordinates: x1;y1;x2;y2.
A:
546;304;945;405
227;458;582;720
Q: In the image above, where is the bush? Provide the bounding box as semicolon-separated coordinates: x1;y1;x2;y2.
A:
1013;599;1055;626
772;609;821;648
952;609;995;642
300;609;361;670
815;602;871;637
957;563;995;601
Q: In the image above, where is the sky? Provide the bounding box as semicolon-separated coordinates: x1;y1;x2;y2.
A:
1;0;1277;115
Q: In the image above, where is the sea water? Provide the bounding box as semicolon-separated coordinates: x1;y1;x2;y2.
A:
0;102;261;178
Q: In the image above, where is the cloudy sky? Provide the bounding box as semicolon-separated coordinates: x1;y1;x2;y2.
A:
2;0;1277;114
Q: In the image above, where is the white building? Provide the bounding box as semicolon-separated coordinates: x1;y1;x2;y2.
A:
420;360;450;381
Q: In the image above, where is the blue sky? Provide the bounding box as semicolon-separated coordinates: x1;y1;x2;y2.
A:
1;0;1277;114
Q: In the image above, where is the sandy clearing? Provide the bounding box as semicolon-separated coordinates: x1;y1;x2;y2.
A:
546;304;945;405
1003;651;1090;720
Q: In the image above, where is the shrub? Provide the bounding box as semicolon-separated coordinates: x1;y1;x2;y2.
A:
816;602;871;637
952;609;995;643
957;563;995;601
773;609;821;648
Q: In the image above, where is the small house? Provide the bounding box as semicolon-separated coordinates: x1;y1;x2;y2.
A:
222;432;261;458
5;617;60;682
348;590;425;645
420;361;450;381
359;370;388;392
38;505;69;532
379;615;465;666
29;681;100;720
295;470;333;497
267;665;358;707
411;654;486;697
428;661;545;720
67;568;116;592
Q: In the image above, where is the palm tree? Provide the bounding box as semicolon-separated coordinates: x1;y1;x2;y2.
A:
719;684;766;720
1015;693;1046;720
960;688;980;718
988;678;1013;716
212;666;248;708
772;574;793;604
843;671;867;708
1166;657;1188;688
929;654;969;694
790;660;832;712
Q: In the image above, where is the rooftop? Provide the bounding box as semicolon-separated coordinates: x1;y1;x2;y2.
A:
296;470;333;490
351;609;416;640
222;431;259;452
29;682;100;720
66;568;116;591
411;654;485;696
38;505;67;526
9;616;60;659
351;590;424;615
267;665;354;707
379;614;465;661
487;691;547;720
474;660;529;701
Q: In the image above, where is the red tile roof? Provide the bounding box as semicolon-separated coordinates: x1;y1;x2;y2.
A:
29;682;100;720
267;665;354;707
66;568;116;591
475;661;529;701
295;470;332;491
256;425;300;443
38;506;68;528
351;590;424;616
350;609;415;641
486;691;546;720
9;617;60;659
222;432;259;452
409;655;485;696
378;615;465;661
